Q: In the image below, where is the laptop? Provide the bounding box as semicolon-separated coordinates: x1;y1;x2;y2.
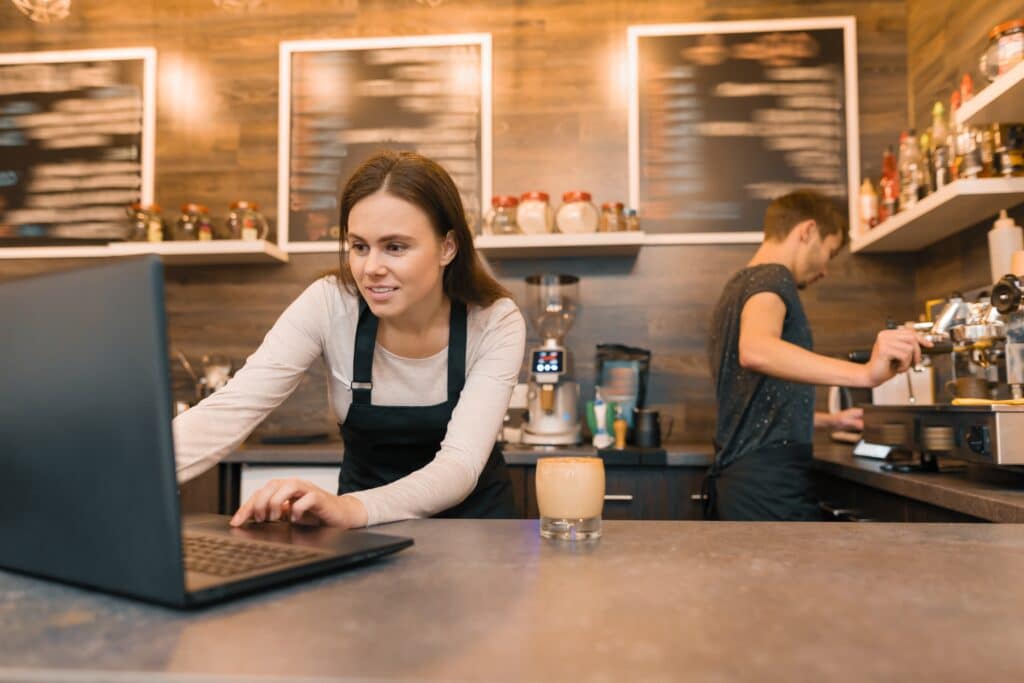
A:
0;256;412;608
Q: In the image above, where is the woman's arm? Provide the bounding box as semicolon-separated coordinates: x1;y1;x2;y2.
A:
347;299;527;526
172;280;334;483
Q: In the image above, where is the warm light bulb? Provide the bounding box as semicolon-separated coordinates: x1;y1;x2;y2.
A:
10;0;71;22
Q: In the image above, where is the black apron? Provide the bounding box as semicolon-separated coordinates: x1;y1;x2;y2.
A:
702;442;822;521
337;299;516;518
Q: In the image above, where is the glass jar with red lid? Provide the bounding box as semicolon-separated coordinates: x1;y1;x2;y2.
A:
981;19;1024;82
517;191;553;234
226;200;269;241
555;191;598;233
483;195;521;235
126;203;165;242
174;203;209;241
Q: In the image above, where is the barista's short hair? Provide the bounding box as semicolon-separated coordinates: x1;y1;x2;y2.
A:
762;189;848;247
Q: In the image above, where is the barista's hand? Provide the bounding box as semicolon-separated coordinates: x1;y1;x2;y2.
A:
831;407;864;431
230;479;368;528
862;328;932;387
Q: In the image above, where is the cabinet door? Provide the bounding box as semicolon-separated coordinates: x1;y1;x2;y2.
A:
812;471;985;523
521;465;707;520
505;466;528;519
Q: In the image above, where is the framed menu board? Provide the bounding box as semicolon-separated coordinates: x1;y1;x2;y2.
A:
278;34;492;252
628;17;859;240
0;47;156;245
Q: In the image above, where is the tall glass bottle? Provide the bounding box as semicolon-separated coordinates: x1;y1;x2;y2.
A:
879;145;899;221
930;101;951;190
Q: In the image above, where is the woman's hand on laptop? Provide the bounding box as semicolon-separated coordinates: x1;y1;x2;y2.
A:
230;479;368;528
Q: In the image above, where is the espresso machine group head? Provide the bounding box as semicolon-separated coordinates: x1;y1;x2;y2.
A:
521;273;582;445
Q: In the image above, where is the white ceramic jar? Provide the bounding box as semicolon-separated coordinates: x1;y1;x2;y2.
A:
555;190;598;234
517;191;553;234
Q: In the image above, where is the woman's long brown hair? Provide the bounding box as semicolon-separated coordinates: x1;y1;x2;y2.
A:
336;150;510;307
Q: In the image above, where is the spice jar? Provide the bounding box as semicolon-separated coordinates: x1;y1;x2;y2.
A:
125;203;164;242
516;191;553;234
483;195;521;235
226;200;269;241
999;125;1024;177
598;202;626;232
981;19;1024;82
175;203;209;241
624;208;641;232
555;191;598;234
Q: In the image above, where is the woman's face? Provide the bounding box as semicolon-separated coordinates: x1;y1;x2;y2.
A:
346;190;456;319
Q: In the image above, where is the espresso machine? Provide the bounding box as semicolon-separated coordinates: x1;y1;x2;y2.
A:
521;274;582;445
862;275;1024;467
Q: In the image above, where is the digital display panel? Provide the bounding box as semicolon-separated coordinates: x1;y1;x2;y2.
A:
532;349;563;374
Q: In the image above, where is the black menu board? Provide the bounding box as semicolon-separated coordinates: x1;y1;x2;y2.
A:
629;18;858;236
0;48;155;244
280;35;491;251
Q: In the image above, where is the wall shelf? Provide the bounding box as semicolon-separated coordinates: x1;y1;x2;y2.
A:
957;60;1024;127
0;239;288;265
850;178;1024;253
476;231;646;259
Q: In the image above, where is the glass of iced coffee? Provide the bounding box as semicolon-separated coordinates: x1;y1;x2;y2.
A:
535;456;605;540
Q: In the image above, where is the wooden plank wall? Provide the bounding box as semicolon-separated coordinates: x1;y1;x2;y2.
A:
0;0;915;445
906;0;1024;301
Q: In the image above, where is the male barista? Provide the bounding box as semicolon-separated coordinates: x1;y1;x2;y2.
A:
705;190;927;521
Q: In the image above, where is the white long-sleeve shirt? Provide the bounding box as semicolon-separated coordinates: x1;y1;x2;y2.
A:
172;276;526;526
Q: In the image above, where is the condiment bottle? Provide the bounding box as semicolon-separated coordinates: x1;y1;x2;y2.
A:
612;405;628;450
930;101;951;190
957;76;983;178
858;179;878;232
1000;125;1024;177
879;146;898;221
624;208;641;232
989;210;1024;282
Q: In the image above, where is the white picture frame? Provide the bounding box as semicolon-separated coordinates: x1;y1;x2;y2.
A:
278;33;492;253
0;47;157;243
627;17;859;242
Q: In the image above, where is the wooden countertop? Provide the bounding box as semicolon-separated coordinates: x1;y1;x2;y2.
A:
3;519;1024;681
224;440;716;466
812;441;1024;522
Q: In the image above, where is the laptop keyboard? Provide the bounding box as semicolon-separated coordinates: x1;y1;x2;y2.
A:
183;533;325;577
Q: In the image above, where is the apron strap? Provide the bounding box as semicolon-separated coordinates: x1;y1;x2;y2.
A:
446;301;468;407
352;299;378;405
352;298;468;407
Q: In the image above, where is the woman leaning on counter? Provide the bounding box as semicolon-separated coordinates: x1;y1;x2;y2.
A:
172;151;526;528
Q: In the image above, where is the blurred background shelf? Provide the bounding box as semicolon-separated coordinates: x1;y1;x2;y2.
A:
850;178;1024;253
0;240;288;265
957;60;1024;127
476;231;646;258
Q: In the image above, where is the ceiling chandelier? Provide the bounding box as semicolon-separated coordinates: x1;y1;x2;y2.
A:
10;0;71;22
212;0;263;10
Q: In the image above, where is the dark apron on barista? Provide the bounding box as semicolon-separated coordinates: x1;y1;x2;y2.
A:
337;299;516;518
702;441;822;521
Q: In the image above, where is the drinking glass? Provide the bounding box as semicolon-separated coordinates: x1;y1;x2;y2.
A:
535;456;604;540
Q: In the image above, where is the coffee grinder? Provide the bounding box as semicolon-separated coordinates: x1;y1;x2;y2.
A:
521;274;582;445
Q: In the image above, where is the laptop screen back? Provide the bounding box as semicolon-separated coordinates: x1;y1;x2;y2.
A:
0;257;187;604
